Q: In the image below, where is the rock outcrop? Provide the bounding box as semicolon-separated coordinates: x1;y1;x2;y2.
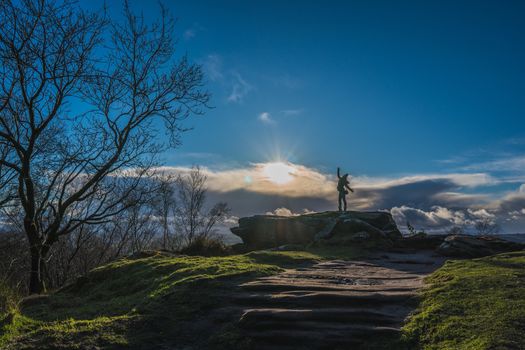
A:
394;233;446;250
436;234;525;258
230;211;402;249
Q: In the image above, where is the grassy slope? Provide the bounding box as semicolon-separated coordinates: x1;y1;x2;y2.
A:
402;251;525;350
0;247;359;350
5;247;524;350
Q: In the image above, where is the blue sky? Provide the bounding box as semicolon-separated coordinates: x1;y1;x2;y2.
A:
92;1;525;233
150;0;525;174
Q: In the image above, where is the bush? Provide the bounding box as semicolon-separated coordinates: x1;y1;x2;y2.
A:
179;236;232;257
0;280;18;319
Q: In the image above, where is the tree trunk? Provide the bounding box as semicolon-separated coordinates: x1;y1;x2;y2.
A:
162;215;168;250
29;247;46;294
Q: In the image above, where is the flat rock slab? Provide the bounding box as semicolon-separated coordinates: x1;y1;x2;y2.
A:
235;250;446;350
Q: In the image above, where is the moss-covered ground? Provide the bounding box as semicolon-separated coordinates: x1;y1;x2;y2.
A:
402;251;525;350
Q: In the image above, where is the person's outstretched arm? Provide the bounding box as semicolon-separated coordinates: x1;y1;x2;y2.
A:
345;184;354;193
337;167;341;179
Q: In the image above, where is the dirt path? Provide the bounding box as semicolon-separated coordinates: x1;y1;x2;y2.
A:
233;250;446;350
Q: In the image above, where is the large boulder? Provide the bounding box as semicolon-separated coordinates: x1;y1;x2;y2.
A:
395;233;447;250
436;234;525;258
230;211;402;249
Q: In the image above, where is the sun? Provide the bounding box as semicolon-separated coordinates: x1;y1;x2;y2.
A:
262;162;296;185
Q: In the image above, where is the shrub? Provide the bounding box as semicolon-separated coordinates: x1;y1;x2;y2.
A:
0;280;18;319
179;236;232;257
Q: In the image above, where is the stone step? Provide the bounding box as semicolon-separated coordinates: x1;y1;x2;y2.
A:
243;326;401;348
233;291;418;308
252;274;422;282
228;252;446;349
242;319;400;332
239;308;402;328
240;282;419;293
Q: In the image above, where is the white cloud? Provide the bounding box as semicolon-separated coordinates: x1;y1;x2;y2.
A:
201;55;253;103
390;205;493;233
281;109;303;116
202;54;223;81
183;23;204;41
467;208;495;219
183;29;195;40
265;207;315;216
391;205;467;228
156;162;335;199
266;207;294;216
460;155;525;173
258;112;275;124
354;173;496;189
227;72;252;103
222;215;239;226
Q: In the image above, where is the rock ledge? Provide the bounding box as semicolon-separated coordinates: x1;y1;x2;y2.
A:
230;211;402;249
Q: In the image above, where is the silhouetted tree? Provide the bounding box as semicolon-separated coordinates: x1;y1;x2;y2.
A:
176;167;230;245
153;172;178;250
474;217;500;235
0;146;18;210
447;226;465;235
0;0;209;294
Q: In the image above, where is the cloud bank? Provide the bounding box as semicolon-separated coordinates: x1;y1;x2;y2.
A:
156;161;525;234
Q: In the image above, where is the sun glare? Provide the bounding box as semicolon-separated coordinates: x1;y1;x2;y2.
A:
262;162;296;185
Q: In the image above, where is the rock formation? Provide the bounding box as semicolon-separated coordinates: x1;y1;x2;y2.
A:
436;234;525;258
230;211;402;249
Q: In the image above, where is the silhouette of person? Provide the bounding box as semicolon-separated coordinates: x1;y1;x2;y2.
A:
337;167;354;212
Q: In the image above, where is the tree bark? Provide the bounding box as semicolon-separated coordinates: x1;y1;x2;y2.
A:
29;246;46;294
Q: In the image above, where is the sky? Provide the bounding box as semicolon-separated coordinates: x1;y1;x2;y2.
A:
91;0;525;233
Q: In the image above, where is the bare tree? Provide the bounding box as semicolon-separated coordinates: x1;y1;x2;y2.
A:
474;217;500;235
176;167;207;244
153;171;177;250
0;231;28;292
447;226;465;235
44;181;160;289
0;0;209;294
176;167;230;245
0;147;17;207
45;225;94;289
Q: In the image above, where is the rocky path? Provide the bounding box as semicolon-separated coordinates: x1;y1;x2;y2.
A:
234;251;446;350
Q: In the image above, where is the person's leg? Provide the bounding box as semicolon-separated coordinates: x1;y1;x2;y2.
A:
338;192;343;211
343;195;347;211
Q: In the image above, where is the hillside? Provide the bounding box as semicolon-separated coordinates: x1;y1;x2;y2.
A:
1;248;525;349
0;249;337;350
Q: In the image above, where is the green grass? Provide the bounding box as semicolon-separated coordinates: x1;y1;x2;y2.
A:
0;249;336;350
402;251;525;350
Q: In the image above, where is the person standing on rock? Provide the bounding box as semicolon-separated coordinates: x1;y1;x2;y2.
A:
337;167;354;212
